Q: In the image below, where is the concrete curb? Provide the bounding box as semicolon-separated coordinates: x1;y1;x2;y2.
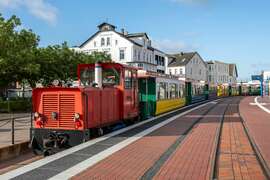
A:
0;141;30;162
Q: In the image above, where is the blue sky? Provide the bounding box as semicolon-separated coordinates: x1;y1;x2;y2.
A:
1;0;270;80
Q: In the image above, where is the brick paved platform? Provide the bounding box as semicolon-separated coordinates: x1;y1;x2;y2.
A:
4;97;259;180
257;96;270;110
1;100;217;180
73;100;219;180
73;98;232;180
217;97;266;180
152;99;231;180
240;96;270;174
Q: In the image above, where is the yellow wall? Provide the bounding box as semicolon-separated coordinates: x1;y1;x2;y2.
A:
156;98;186;115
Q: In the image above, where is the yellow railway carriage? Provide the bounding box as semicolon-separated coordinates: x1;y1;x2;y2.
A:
155;76;186;115
138;70;186;119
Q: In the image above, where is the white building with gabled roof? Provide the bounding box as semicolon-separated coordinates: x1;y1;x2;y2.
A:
167;52;207;83
207;60;238;85
76;22;168;73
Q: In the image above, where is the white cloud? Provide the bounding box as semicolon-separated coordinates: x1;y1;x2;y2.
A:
0;0;20;8
0;0;57;25
152;39;199;53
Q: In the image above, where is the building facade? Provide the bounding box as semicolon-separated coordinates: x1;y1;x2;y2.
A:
154;49;168;74
229;64;238;84
207;60;238;85
75;22;167;73
167;52;207;83
262;71;270;81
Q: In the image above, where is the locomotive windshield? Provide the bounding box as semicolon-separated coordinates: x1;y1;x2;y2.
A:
79;67;120;87
80;68;95;86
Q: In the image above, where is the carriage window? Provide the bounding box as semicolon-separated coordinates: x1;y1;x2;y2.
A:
125;69;132;89
179;84;185;98
176;84;179;98
102;68;120;86
192;85;196;96
169;83;177;99
158;82;167;100
80;67;120;87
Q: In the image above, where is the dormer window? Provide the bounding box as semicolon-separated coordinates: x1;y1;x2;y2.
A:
98;23;116;31
101;38;105;46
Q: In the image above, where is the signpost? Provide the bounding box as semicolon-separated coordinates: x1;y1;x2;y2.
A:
252;75;263;97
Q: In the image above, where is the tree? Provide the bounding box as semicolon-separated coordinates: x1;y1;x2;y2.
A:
0;14;40;88
35;43;111;87
0;14;111;90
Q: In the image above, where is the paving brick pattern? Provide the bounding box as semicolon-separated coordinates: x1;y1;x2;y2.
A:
217;98;266;180
152;100;230;180
240;96;270;174
73;102;218;180
257;96;270;110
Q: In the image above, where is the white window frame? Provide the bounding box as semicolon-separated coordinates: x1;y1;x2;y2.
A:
101;38;105;46
119;49;125;60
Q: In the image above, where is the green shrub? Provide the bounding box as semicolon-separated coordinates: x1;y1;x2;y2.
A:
0;99;32;113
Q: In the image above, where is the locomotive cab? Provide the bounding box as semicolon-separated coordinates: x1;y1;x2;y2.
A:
31;63;139;155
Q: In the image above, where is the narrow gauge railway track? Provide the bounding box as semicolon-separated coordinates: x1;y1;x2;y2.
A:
141;98;226;179
213;97;269;180
72;98;231;180
148;97;233;180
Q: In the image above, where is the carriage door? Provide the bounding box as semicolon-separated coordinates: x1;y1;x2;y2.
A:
204;84;209;100
185;82;192;105
123;68;138;119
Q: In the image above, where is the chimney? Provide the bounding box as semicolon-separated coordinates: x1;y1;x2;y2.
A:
95;63;102;88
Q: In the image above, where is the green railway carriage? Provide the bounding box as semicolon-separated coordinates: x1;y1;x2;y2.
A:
238;83;260;96
230;84;240;96
138;71;186;120
138;76;156;119
185;81;208;104
249;84;261;96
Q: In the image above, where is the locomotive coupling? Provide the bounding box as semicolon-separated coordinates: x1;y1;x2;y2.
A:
42;131;70;156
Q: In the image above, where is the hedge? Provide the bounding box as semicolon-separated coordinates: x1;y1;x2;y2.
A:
0;99;32;113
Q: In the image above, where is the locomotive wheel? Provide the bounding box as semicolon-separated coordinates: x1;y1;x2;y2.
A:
123;119;133;126
30;137;43;155
43;148;54;156
102;126;112;134
33;147;43;155
97;128;103;136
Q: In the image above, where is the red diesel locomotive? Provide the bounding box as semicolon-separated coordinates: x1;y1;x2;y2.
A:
31;63;139;155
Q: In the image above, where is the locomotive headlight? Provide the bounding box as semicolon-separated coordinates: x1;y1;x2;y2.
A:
51;112;58;120
74;113;80;121
34;112;40;119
